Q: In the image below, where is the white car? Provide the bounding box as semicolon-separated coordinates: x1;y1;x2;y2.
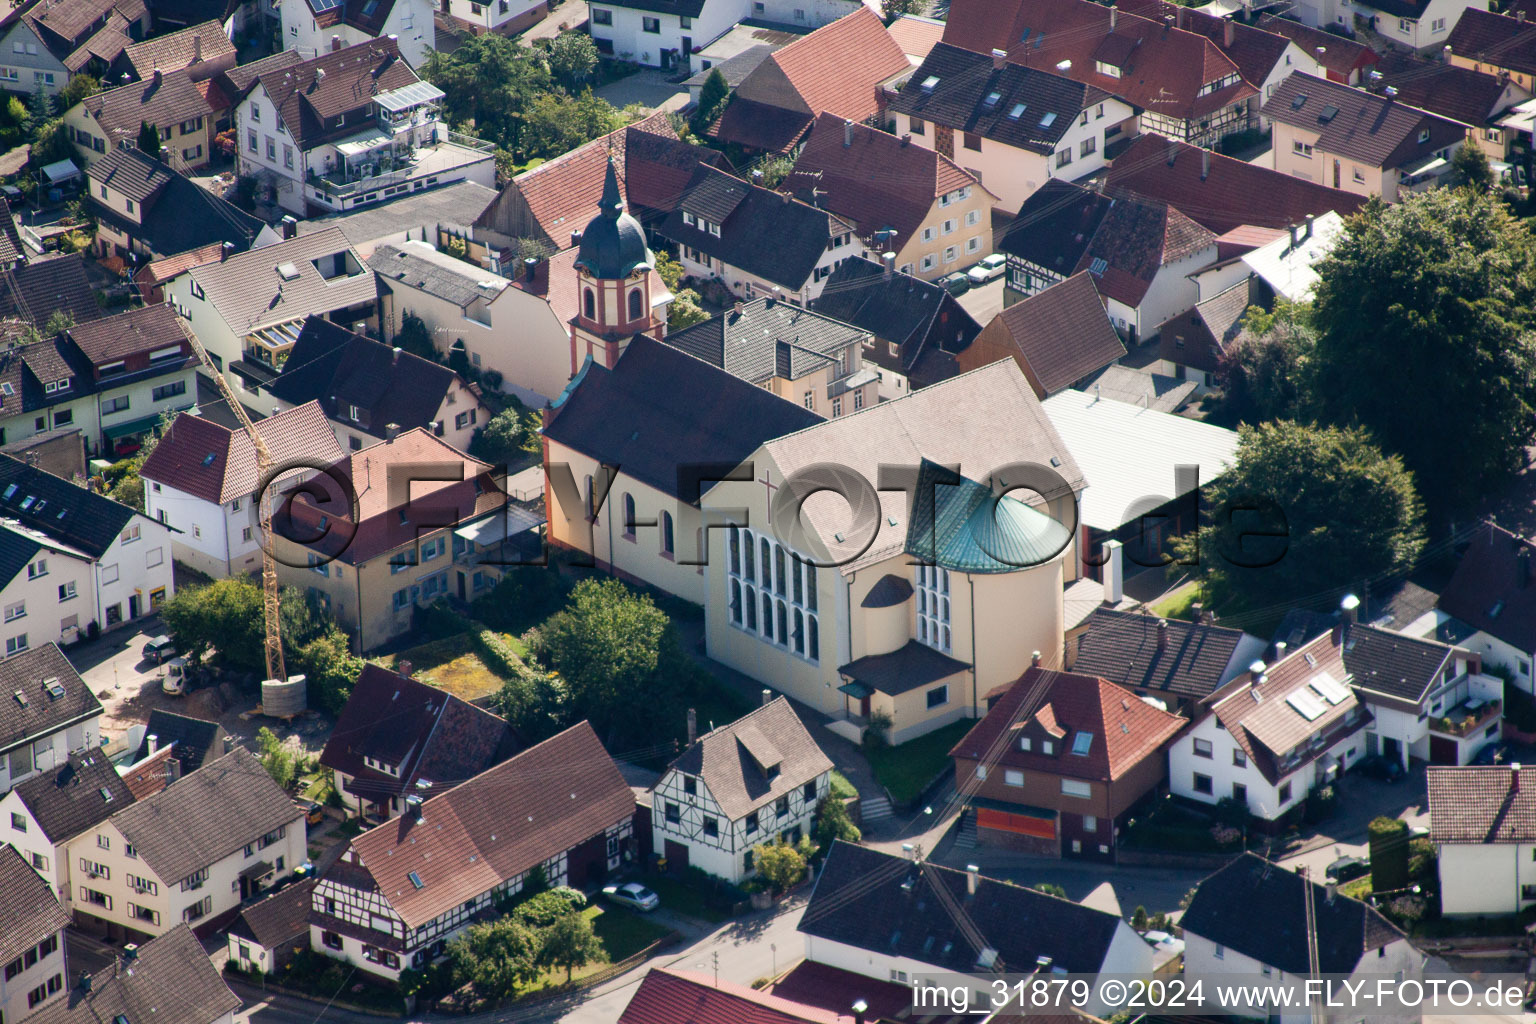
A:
161;657;190;695
602;882;660;912
967;253;1008;284
1142;930;1185;956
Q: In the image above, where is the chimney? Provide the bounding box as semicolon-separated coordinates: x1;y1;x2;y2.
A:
1304;213;1315;240
881;252;896;279
732;299;743;316
966;864;979;896
332;34;343;51
1109;4;1117;29
752;169;764;183
1201;148;1210;180
222;240;236;261
1249;659;1268;685
1224;18;1235;47
1031;651;1042;667
146;734;158;755
385;423;401;442
1521;9;1528;21
852;1000;868;1024
1442;44;1452;63
523;256;537;282
122;944;138;963
571;230;582;248
762;688;772;707
1341;592;1360;625
1514;764;1523;792
1326;881;1338;904
152;68;162;87
281;214;298;240
167;756;181;782
991;47;1007;70
1163;13;1173;33
686;708;697;745
1157;618;1168;652
843;119;854;147
1101;539;1123;604
1288;222;1298;248
193;34;202;62
1384;85;1398;99
399;659;413;676
1166;138;1177;166
392;345;403;365
901;134;911;147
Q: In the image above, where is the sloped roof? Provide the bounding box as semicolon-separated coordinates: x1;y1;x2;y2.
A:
1105;133;1366;235
87;148;266;261
110;747;302;884
711;97;817;154
319;664;521;804
801;842;1128;974
344;721;633;929
0;254;106;326
67;302;190;363
1075;191;1214;309
1448;9;1536;78
758;358;1082;575
1256;16;1378;79
228;878;318;948
1343;623;1458;705
219;49;304;104
1073;607;1249;700
12;750;132;843
997;180;1114;277
0;198;24;268
0;454;139;558
27;925;239;1024
787;112;985;252
662;294;866;386
1181;853;1404;974
667;697;831;821
890;43;1111;154
82;67;213;150
1119;0;1291;87
0;643;98;757
543;333;821;501
120;745;176;800
140;401;343;505
131;709;223;773
761;8;907;123
1156;279;1251;376
1264;73;1465;169
186;228;375;335
905;459;1072;574
838;639;970;696
255;38;416;149
887;14;946;62
620;969;851;1024
370;241;506;308
1375;49;1515;128
1428;764;1536;843
987;271;1123;397
1438;522;1536;654
0;845;67;966
120;20;234;80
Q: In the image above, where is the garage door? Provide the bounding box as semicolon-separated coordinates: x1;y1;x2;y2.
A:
1429;735;1458;765
977;808;1057;839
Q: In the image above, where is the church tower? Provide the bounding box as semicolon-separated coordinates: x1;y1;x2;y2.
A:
569;157;664;375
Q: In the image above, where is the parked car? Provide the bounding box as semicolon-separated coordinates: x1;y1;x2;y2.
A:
601;882;660;912
161;657;191;696
966;253;1008;284
939;271;971;295
1473;741;1512;765
143;635;176;664
304;802;325;827
1355;754;1405;782
1142;929;1185;956
1325;855;1369;882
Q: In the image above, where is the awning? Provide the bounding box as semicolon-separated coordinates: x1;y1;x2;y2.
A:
240;860;274;880
40;159;79;183
1401;154;1448;178
454;506;543;545
103;414;166;440
336;129;393;158
375;81;445;113
837;681;874;699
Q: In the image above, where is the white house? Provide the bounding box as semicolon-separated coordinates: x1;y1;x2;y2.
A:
0;646;102;798
281;0;433;67
588;0;862;70
0;456;174;642
0;750;134;901
67;747;306;942
440;0;553;37
1351;0;1483;50
1181;852;1422;1024
1429;764;1536;916
140;402;345;578
0;845;68;1024
1169;626;1370;822
651;696;832;882
234;38;495;218
800;843;1154;1018
1436;522;1536;694
227;878;317;975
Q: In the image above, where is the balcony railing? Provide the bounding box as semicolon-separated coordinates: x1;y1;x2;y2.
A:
308;130;495;198
1429;697;1502;738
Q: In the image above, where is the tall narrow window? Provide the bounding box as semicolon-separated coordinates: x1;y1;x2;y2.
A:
622;494;636;539
583;288;596;319
743;529;755;582
916;563;952;652
730;527;741;575
730;579;743;625
628;289;643;320
661;511;674;556
761;592;774;641
774;546;786;597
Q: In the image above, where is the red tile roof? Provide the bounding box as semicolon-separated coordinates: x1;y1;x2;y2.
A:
1120;0;1292;89
120;746;176;800
951;667;1185;782
140;400;344;505
344;721;633;929
1256;16;1378;80
1082;190;1214;308
508;245;582;324
766;962;911;1023
985;270;1125;396
1106;133;1366;234
886;14;945;62
943;0;1255;121
763;7;908;123
1428;765;1536;843
786;113;984;253
621;969;851;1024
136;242;225;287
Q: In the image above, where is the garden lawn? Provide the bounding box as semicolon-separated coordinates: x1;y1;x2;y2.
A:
637;874;730;923
1149;582;1201;621
865;720;973;805
375;633;504;701
830;770;856;800
519;905;671;995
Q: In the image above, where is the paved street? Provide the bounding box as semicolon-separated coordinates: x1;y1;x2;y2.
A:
593;69;690;114
955;274;1005;324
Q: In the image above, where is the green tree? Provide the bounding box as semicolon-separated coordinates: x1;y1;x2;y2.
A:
667;288;709;330
447;918;540;1003
25;85;50;124
1368;816;1410;892
469;403;541;465
881;0;927;21
491;658;571;742
160;578;327;675
813;795;861;846
136;120;161;158
394;311;439;361
1170;421;1426;613
1216;300;1315;425
546;31;600;90
754;837;814;893
43;310;74;336
255;726;300;789
1033;882;1067;898
537;911;604;982
517;89;624;164
28;117;73;167
1451;142;1495;191
756;154;794;189
1311;189;1536;519
5;97;24;128
692;67;729;133
60;75;100;109
1131;905;1149;931
419;36;552;155
295;625;364;714
653;250;686;292
105;411;173;510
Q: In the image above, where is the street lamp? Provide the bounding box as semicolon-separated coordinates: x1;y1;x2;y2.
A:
771;943;776;978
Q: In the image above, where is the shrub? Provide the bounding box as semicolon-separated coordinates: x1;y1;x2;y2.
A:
1368;816;1410;892
863;710;893;750
814;796;861;847
475;629;524;678
512;886;587;927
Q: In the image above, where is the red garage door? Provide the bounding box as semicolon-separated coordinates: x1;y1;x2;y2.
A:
977;808;1057;839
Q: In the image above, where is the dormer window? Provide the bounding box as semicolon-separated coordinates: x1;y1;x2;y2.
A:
1094;61;1121;78
1417;128;1430;143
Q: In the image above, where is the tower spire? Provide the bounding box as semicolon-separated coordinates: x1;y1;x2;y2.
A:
600;158;623;219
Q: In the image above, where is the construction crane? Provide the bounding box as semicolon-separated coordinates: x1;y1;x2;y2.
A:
184;328;286;683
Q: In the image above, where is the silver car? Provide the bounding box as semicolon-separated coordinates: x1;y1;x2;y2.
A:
601;882;660;912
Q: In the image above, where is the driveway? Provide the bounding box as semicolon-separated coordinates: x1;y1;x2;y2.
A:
1276;764;1431;880
594;69;689;114
955;275;1005;324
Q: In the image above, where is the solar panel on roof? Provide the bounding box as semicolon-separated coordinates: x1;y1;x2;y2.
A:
309;0;342;11
1286;690;1326;721
1309;671;1349;705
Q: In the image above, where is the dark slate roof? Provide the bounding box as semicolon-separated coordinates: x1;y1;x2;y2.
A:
1428;764;1536;843
27;925;239;1024
1072;607;1248;701
0;643;98;756
890;43;1110;154
0;454;139;559
0;528;41;592
837;638;970;697
683;45;776;89
1438;522;1536;654
1447;9;1536;78
574;159;653;280
542;334;821;501
87;149;265;261
809;255;980;387
1180;853;1405;975
710;97;815;155
1354;0;1430;20
657;165;840;292
0;845;66;965
255;38;417;150
801;842;1127;973
988;270;1124;396
663;296;866;386
666;697;832;821
1342;624;1457;704
0;255;106;326
0;199;26;267
861;573;913;608
1157;279;1251;376
998;180;1113;277
131;710;222;774
1376;49;1515;128
12;750;133;843
1263;73;1465;169
318;664;521;803
228;878;317;948
265;317;463;436
599;0;705;14
218;49;304;104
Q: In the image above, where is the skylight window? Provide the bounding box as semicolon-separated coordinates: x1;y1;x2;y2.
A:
2;485;14;501
1008;103;1026;119
1291;93;1309;110
1319;104;1339;123
983;91;1001;108
44;678;63;700
1020;27;1032;42
408;871;423;889
202;453;217;466
12;689;25;706
100;787;113;802
19;496;33;510
920;75;940;93
1;383;13;396
1039;112;1056;129
1088;257;1108;275
276;262;301;281
1071;732;1093;755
